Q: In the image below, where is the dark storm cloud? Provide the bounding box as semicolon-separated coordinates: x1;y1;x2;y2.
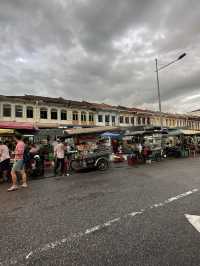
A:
0;0;200;112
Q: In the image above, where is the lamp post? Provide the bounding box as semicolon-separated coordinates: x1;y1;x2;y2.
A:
155;53;186;129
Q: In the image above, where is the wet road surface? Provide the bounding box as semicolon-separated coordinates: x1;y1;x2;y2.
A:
0;158;200;265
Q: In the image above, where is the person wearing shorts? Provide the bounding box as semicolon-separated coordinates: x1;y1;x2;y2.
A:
8;134;28;192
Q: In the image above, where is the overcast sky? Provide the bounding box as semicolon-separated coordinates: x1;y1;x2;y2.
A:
0;0;200;113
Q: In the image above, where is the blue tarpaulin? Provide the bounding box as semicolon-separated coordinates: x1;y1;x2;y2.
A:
101;132;121;138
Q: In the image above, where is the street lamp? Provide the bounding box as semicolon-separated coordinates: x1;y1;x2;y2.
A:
155;53;186;129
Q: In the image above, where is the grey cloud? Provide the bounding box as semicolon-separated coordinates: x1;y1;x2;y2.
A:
0;0;200;113
73;0;168;53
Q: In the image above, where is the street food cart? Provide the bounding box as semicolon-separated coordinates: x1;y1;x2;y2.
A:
63;126;120;171
123;129;163;163
165;129;200;158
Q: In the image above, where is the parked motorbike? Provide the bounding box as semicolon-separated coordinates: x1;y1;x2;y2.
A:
29;154;44;178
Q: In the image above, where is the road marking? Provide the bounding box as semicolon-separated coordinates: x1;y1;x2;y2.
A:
25;252;33;259
85;225;102;234
85;217;121;234
128;211;143;217
149;189;199;209
103;217;121;226
2;188;199;265
185;214;200;233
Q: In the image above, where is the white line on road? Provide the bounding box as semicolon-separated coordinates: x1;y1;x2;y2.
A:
128;211;144;217
85;225;102;234
2;188;199;265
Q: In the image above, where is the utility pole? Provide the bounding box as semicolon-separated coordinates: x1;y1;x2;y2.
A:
155;58;163;128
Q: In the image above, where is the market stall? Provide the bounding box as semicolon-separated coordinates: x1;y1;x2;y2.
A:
0;121;38;143
63;127;120;171
100;131;124;162
165;129;200;158
123;129;163;164
180;129;200;156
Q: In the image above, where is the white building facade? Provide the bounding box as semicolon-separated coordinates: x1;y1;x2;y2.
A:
0;95;200;130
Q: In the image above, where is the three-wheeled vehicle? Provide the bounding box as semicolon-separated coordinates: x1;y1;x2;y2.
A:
63;126;120;172
70;150;110;171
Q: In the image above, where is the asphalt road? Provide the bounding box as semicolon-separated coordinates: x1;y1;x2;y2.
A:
0;157;200;266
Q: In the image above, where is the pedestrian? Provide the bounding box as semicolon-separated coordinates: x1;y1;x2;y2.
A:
8;133;28;191
52;137;58;149
65;142;71;176
0;140;11;183
23;138;31;178
54;138;65;176
29;143;39;156
136;142;143;160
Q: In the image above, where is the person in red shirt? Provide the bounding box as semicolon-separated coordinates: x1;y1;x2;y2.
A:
8;134;28;192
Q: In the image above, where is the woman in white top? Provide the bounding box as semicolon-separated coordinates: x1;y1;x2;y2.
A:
54;138;65;176
0;141;10;182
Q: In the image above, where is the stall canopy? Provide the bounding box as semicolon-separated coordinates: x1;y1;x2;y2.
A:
181;129;200;135
124;131;146;136
0;129;15;134
0;121;38;130
168;129;200;136
101;132;121;138
64;126;120;136
167;129;183;136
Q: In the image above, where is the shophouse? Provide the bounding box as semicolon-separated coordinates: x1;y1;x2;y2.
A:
0;94;200;131
150;112;200;130
116;106;151;128
90;103;119;127
0;95;96;129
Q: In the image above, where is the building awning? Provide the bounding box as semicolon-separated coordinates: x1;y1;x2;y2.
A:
0;121;38;130
37;123;60;129
181;129;200;135
64;126;120;136
0;129;15;135
167;129;200;136
167;129;183;136
124;131;146;136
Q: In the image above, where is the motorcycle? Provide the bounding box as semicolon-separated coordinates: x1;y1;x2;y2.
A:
29;154;44;178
